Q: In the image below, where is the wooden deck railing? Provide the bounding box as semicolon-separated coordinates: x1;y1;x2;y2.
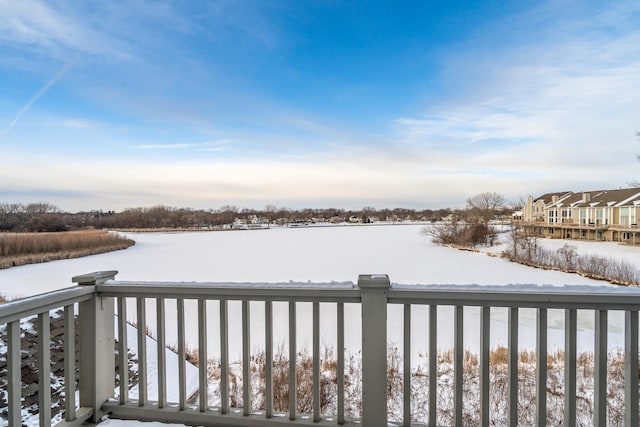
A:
2;271;640;426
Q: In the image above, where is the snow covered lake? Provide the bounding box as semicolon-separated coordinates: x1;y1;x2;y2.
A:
2;224;639;357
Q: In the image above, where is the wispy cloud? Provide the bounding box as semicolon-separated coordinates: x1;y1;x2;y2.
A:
63;118;98;129
0;61;73;137
395;1;640;172
0;0;120;60
1;1;638;210
0;0;198;66
134;140;232;152
135;143;194;150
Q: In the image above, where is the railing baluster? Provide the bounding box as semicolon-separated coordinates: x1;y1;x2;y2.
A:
454;305;463;426
242;300;251;416
509;307;518;425
594;310;607;425
337;302;345;425
480;306;490;426
117;297;129;405
289;301;297;420
403;304;411;426
156;298;166;408
265;301;273;418
137;297;147;406
428;304;437;427
38;311;51;425
198;299;207;412
220;299;229;414
7;320;21;427
564;308;577;426
177;298;186;410
64;304;76;421
536;308;547;427
313;301;321;422
625;310;639;426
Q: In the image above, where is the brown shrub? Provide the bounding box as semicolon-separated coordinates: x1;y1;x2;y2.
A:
0;230;134;269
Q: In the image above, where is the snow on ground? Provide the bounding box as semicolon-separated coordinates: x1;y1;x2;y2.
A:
0;224;618;293
2;224;639;359
480;226;640;267
3;224;640;426
119;319;200;403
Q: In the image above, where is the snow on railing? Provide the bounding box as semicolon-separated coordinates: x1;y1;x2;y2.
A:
3;272;640;426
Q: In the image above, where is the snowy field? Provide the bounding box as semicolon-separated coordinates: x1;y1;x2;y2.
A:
3;223;632;292
3;224;640;427
2;224;640;354
2;224;640;357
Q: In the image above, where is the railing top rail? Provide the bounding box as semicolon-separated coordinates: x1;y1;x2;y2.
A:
389;283;640;309
6;275;640;324
0;285;95;324
97;279;361;302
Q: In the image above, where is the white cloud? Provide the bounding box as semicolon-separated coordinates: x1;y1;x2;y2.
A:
0;0;120;60
0;0;199;65
1;1;639;211
133;140;232;152
63;118;98;129
394;1;640;192
134;143;194;150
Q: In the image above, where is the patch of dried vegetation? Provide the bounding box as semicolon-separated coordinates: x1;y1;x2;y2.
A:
0;230;135;269
174;345;630;425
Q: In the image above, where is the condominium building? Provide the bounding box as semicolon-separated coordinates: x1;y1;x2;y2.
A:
519;187;640;244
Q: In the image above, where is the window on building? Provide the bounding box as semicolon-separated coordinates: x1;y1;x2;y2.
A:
595;208;604;225
579;209;588;225
621;207;632;225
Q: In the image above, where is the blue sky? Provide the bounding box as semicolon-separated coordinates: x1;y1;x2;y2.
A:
1;0;639;211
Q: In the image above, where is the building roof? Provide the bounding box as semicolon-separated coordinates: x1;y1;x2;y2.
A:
533;191;572;204
535;187;640;209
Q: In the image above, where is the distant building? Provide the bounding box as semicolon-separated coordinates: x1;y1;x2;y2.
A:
518;187;640;244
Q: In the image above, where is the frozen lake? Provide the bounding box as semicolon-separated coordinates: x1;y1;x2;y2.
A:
2;224;639;357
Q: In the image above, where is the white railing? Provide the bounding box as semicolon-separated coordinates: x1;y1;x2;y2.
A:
2;271;640;426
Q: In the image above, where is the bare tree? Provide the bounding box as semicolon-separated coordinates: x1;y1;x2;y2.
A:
361;206;376;223
466;192;505;222
263;204;278;223
508;196;527;211
217;205;238;225
503;225;538;262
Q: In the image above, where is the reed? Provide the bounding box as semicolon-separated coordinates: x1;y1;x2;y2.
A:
0;230;135;269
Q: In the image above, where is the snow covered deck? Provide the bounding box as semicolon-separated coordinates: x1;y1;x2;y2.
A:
3;271;640;426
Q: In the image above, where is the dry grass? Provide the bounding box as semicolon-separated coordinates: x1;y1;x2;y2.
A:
170;345;632;426
0;230;134;269
503;239;640;287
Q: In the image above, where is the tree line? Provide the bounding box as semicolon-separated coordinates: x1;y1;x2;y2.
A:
0;202;507;232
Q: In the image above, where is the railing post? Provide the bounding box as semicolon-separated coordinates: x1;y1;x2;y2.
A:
359;274;390;427
73;270;118;422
